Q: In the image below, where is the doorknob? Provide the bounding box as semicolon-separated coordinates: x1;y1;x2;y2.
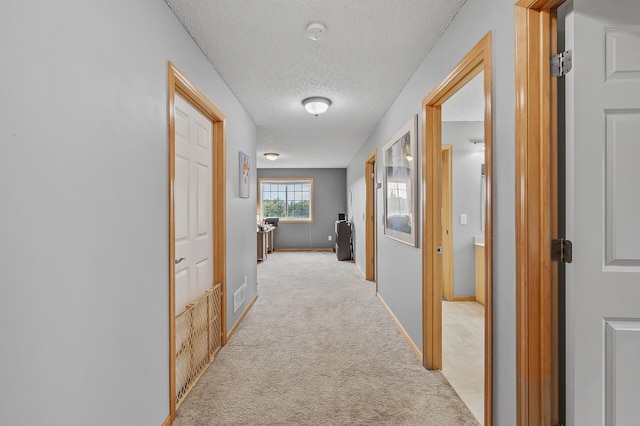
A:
175;257;186;264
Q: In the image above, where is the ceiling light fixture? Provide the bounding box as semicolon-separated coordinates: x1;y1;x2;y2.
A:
306;22;326;41
264;153;279;161
470;138;485;151
302;97;331;117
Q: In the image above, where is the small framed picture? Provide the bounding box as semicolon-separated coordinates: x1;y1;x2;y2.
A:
239;151;250;198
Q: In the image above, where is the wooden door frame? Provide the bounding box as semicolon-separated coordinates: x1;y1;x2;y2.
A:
167;62;227;421
514;1;564;424
441;145;453;301
365;151;377;282
422;32;493;426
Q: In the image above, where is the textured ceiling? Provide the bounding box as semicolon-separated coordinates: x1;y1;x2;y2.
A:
442;71;484;122
166;0;467;168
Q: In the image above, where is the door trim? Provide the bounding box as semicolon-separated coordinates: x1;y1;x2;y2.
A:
441;145;453;301
422;31;493;426
514;1;564;424
365;151;376;282
167;62;227;420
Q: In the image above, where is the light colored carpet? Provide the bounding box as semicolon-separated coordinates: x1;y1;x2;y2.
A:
174;251;478;425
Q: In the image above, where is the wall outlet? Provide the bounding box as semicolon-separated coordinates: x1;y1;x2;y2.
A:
328;235;332;241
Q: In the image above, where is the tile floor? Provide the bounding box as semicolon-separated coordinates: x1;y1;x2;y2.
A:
441;300;485;425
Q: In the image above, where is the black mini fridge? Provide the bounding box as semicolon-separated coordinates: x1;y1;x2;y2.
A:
335;220;352;261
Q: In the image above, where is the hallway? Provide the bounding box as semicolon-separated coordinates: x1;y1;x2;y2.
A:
174;252;478;425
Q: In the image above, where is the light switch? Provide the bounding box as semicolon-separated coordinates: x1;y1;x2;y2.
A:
460;214;468;225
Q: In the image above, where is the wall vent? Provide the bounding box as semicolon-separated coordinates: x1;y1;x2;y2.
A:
234;280;246;313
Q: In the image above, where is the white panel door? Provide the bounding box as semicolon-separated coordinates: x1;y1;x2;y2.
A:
565;1;640;424
174;93;213;315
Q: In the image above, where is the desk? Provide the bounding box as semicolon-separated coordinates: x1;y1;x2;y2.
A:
257;226;275;262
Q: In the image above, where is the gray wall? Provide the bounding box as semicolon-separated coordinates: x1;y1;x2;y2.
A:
257;169;346;249
443;121;485;298
0;1;257;424
346;0;517;423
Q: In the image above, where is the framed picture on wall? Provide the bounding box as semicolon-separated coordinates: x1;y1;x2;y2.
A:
239;151;250;198
383;115;418;247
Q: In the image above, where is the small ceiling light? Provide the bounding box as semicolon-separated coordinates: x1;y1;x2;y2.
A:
306;22;326;41
302;97;331;117
470;138;485;151
264;153;279;161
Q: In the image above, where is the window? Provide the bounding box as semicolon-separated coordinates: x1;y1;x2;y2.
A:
259;178;313;222
386;180;409;218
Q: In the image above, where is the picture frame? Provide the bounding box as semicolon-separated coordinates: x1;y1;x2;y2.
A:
239;151;250;198
383;115;418;246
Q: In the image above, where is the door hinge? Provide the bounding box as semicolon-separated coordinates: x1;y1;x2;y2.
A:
551;50;572;77
551;238;573;263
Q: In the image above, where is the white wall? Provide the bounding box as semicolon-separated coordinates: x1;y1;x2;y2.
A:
346;0;517;423
0;1;256;424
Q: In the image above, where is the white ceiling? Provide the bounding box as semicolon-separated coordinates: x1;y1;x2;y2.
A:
166;0;468;168
442;72;484;122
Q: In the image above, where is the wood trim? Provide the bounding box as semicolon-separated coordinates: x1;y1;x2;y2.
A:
161;414;172;426
441;145;453;301
514;2;563;424
451;296;477;302
482;33;495;426
275;248;334;252
423;102;443;371
422;32;493;426
365;151;377;281
226;294;259;341
377;293;423;363
167;64;177;423
167;61;227;421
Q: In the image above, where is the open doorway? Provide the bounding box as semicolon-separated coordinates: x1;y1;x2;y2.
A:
439;72;487;423
422;33;493;426
365;152;377;286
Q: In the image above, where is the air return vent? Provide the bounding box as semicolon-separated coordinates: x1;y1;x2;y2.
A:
234;279;246;313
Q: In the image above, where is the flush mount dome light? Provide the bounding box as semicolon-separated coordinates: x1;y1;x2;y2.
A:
264;152;279;161
302;97;331;117
306;22;326;41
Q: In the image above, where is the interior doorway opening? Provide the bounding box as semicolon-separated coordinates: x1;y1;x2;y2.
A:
422;32;494;426
365;152;377;286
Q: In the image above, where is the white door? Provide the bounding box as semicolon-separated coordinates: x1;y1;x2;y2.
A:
565;1;640;424
174;93;213;315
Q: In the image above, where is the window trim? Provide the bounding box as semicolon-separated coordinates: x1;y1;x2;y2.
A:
258;177;314;223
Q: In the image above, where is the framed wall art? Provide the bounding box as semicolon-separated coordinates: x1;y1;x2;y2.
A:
383;115;418;246
239;151;250;198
